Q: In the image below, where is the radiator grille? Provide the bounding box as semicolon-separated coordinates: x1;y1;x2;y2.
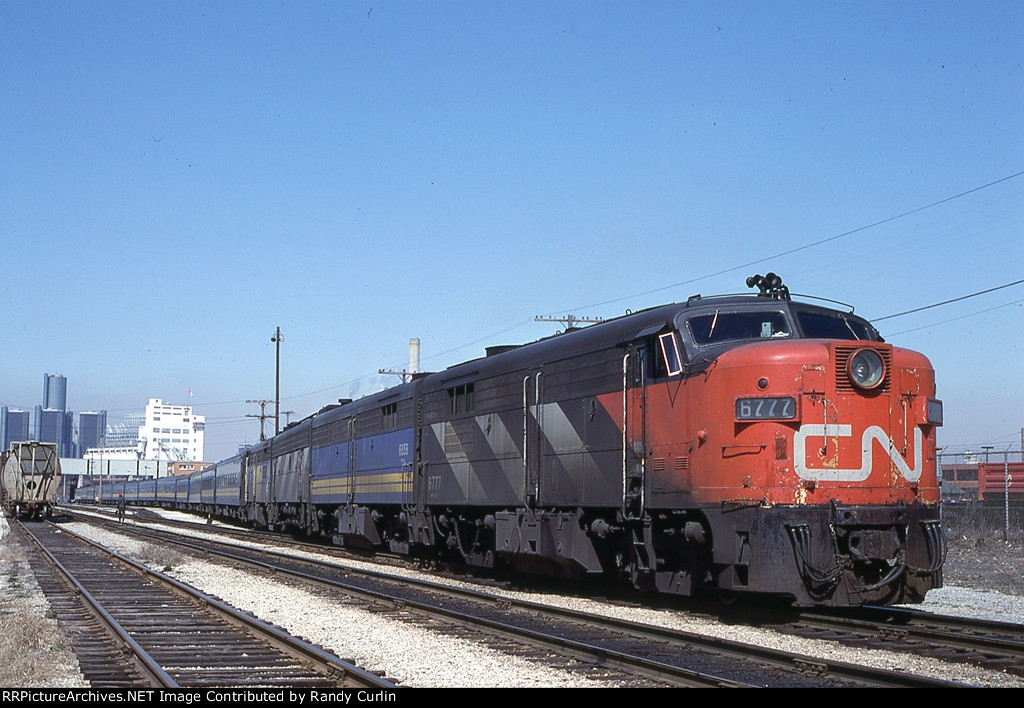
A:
834;345;891;393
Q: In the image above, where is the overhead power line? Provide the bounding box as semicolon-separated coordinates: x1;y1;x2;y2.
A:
883;298;1024;337
874;278;1024;321
543;169;1024;316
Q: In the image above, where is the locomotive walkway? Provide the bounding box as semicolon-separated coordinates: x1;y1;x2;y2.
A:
10;517;396;689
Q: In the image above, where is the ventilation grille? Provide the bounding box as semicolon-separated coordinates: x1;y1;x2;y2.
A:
652;457;688;472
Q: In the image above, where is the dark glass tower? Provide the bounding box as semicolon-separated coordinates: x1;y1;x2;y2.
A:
0;407;30;451
78;411;108;457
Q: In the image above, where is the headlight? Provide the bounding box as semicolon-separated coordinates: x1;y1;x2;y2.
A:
848;349;885;390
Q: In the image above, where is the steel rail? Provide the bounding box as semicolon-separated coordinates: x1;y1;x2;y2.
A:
53;521;396;689
101;515;969;688
15;518;179;687
794;605;1024;675
72;515;748;687
25;519;395;688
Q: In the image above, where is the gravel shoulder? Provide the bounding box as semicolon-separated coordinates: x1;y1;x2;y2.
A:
0;518;88;688
905;535;1024;622
942;536;1023;596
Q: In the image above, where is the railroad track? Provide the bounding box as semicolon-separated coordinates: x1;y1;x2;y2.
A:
790;604;1024;676
10;518;395;689
666;591;1024;678
100;506;1024;682
66;511;972;688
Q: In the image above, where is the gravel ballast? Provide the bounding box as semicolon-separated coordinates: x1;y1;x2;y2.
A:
56;514;1024;688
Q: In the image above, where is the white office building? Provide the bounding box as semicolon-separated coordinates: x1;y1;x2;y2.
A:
138;398;205;461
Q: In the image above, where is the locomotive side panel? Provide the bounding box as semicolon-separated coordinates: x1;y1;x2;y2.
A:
270;424;311;507
311;414;352;507
537;347;626;508
420;369;522;507
349;427;413;504
247;444;273;510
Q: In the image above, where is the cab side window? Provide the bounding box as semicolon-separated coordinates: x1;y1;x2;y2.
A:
658;331;683;376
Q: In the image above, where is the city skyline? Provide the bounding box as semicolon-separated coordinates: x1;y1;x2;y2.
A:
1;374;204;462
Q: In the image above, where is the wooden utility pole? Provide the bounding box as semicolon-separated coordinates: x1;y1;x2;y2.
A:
271;327;283;436
246;399;272;441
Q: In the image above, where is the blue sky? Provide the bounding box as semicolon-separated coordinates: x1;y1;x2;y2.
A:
2;1;1021;461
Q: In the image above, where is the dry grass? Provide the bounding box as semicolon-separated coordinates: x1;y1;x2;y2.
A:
136;542;186;573
0;524;87;687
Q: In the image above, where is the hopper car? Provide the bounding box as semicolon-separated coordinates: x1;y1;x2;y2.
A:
2;441;62;519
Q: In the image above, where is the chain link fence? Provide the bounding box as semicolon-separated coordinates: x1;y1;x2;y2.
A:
940;449;1023;542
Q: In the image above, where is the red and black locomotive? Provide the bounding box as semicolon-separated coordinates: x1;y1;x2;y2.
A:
85;275;944;606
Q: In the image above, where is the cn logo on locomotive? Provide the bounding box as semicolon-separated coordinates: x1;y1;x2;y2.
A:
793;424;923;482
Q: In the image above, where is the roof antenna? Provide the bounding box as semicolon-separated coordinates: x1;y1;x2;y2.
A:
746;272;790;301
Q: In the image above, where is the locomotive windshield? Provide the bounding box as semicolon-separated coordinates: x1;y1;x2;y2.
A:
795;310;878;341
687;310;791;345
